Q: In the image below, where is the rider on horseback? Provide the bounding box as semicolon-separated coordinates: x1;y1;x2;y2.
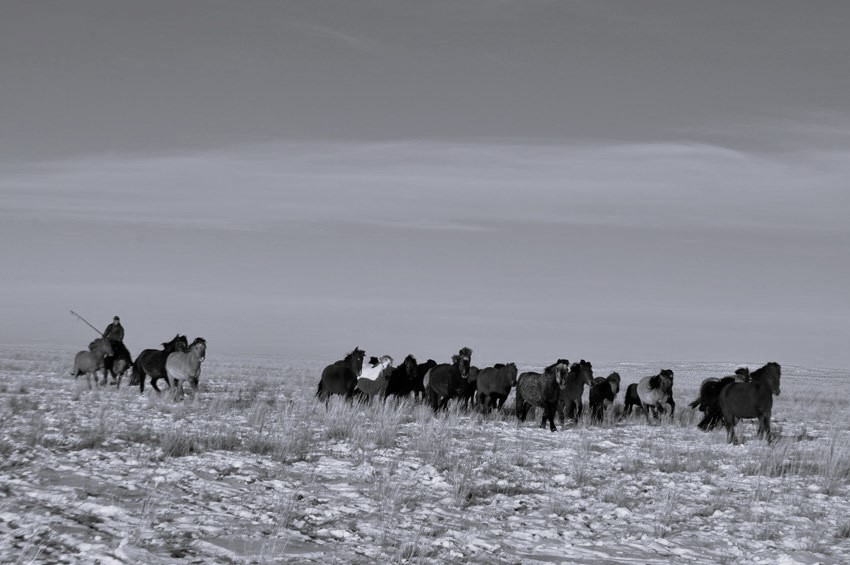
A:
103;316;125;342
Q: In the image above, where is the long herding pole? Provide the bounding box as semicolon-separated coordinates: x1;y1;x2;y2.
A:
70;310;103;337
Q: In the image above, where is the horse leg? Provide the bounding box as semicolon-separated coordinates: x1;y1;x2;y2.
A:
428;389;439;412
726;417;739;444
667;397;676;418
757;413;771;441
544;405;557;432
137;367;147;393
643;403;653;424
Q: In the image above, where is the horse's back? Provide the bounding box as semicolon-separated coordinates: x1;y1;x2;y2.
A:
636;376;666;405
517;372;555;407
427;364;458;397
477;366;508;395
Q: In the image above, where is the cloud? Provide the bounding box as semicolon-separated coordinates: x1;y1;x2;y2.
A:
3;139;848;234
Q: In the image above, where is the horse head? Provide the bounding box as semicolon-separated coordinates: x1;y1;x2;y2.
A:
455;347;473;378
88;338;113;358
348;347;366;376
571;359;594;386
191;337;207;361
403;354;417;378
545;360;569;389
505;363;518;386
659;369;675;394
754;362;781;396
606;372;621;395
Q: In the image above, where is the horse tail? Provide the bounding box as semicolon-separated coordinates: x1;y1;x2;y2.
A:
316;379;324;399
688;397;701;410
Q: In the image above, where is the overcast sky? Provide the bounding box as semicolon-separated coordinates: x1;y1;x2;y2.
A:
1;1;849;368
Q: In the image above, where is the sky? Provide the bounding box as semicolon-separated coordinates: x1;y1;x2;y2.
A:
1;1;849;368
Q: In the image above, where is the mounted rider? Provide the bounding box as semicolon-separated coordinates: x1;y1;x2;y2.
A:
103;316;125;343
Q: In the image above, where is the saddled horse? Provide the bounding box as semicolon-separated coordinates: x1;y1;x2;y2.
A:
413;359;437;401
689;367;750;431
71;338;114;389
317;347;366;401
515;360;570;432
166;337;207;397
384;354;419;399
354;355;394;400
425;347;473;412
718;362;781;444
100;339;132;386
589;371;621;422
626;369;675;422
556;360;594;423
475;363;518;412
133;334;189;393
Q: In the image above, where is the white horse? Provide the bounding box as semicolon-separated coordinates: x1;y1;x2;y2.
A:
166;337;206;396
355;354;393;399
635;369;675;423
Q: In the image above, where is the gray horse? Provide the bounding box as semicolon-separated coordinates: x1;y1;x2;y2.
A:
166;337;206;396
71;338;114;389
633;369;675;423
516;360;570;432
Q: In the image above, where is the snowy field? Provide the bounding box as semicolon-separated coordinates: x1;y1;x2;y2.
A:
1;346;849;564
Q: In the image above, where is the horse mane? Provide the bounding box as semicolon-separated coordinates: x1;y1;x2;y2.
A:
345;347;364;361
660;369;674;379
607;372;621;383
368;356;380;366
750;362;780;381
458;347;473;357
648;374;661;390
545;359;568;374
494;363;506;369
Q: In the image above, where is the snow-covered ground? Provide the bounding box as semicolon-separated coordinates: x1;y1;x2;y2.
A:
1;347;849;564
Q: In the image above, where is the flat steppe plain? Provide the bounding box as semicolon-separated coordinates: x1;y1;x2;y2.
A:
1;347;849;564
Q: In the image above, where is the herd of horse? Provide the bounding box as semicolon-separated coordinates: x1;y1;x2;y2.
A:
70;334;207;396
318;347;782;444
69;337;781;444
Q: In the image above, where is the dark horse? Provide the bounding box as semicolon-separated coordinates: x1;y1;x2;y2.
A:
689;367;750;431
458;366;480;409
133;335;189;393
384;354;420;399
100;339;132;387
718;362;781;444
475;363;518;412
316;347;366;401
426;347;473;412
589;372;621;423
413;359;437;401
556;360;594;423
515;360;570;432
